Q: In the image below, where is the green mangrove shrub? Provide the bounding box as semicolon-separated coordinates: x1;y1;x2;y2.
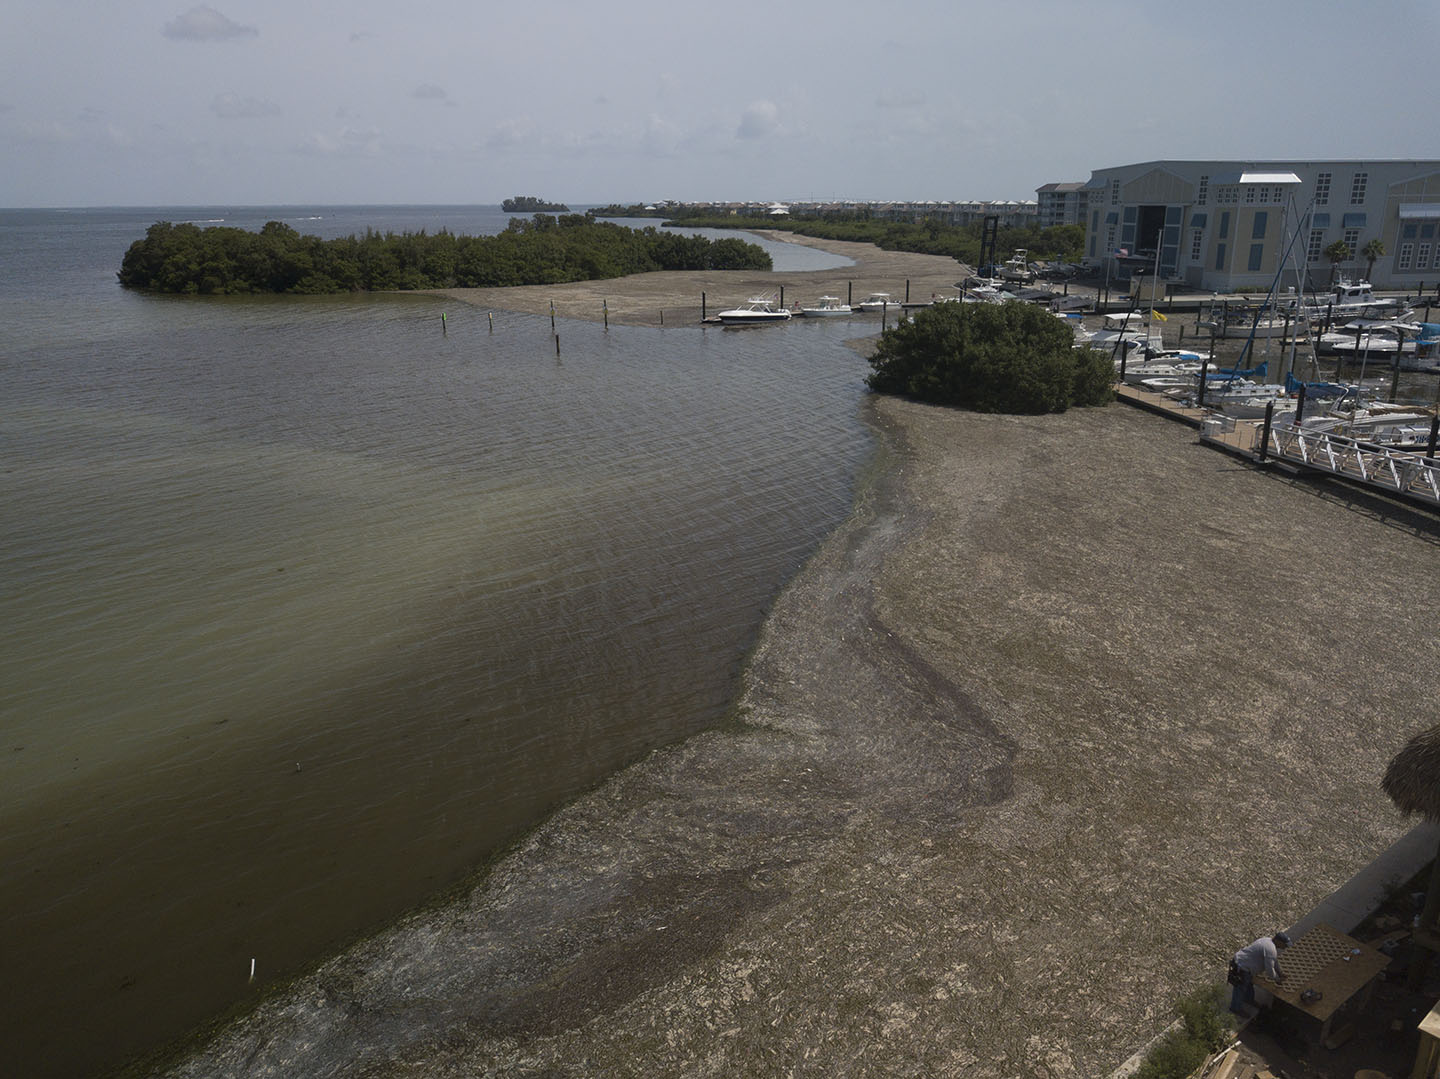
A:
866;299;1113;413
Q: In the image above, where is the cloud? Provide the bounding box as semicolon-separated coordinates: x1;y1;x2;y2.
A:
736;101;781;140
163;6;258;42
211;93;281;119
298;126;382;157
411;84;448;101
486;118;532;149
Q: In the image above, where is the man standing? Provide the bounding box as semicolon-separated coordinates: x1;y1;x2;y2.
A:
1230;931;1291;1017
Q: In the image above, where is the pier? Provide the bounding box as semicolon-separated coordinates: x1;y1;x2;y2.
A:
1114;384;1440;510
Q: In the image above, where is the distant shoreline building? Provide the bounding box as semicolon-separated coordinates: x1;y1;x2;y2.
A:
1035;182;1086;227
1081;159;1440;290
653;199;1038;229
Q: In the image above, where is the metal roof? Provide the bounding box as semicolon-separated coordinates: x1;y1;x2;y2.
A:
1398;204;1440;219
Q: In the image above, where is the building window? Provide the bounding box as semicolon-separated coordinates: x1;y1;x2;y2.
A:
1248;243;1264;272
1197;175;1208;206
1343;227;1361;256
1110;179;1120;205
1419;242;1432;270
1252;211;1268;239
1399;242;1414;270
1308;230;1324;263
1215;243;1226;271
1423;223;1436;240
1245;185;1256;204
1315;172;1331;205
1350;172;1367;204
1219;211;1230;240
1404;224;1418;239
1191;229;1203;260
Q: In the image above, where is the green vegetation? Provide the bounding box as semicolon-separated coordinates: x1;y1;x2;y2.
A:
866;300;1113;413
1324;238;1352;284
502;195;569;212
1133;984;1234;1079
117;214;772;295
593;204;1086;266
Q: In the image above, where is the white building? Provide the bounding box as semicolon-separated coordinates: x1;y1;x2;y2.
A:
1081;159;1440;291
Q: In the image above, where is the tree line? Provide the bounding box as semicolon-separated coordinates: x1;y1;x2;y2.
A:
117;214;773;295
592;204;1086;266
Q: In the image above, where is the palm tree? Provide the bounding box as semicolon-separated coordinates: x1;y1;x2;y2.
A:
1324;240;1352;286
1362;239;1386;283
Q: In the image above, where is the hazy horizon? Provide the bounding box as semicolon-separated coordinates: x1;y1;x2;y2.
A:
4;0;1438;209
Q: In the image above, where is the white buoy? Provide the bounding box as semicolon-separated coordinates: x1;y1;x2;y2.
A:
249;958;256;982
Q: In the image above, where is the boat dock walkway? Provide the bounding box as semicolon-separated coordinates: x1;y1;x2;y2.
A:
1113;384;1440;510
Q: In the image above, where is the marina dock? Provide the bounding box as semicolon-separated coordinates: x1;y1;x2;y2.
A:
1115;383;1440;509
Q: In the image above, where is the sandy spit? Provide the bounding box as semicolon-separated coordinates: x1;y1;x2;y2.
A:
159;246;1440;1079
430;231;972;326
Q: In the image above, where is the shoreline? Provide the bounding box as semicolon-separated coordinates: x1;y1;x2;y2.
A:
159;252;1440;1078
431;231;970;327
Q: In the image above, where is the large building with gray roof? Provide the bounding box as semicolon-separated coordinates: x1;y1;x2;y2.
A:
1081;159;1440;291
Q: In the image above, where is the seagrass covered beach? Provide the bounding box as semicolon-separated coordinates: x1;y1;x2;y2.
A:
159;236;1440;1078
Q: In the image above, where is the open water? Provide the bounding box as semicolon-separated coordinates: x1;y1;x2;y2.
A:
0;206;868;1077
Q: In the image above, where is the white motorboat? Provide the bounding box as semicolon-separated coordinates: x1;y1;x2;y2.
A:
998;249;1035;284
716;296;792;324
798;295;852;317
1087;311;1148;354
1317;319;1422;356
1305;278;1408;321
854;292;903;314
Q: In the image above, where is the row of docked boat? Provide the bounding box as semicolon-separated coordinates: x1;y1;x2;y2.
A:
712;285;1020;324
1125;354;1438;448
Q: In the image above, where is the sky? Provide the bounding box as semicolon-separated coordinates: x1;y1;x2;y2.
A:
3;0;1438;208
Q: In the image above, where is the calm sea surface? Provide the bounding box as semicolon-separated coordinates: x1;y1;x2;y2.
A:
0;206;868;1077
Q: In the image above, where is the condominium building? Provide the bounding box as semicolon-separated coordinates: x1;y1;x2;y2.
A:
1081;159;1440;290
1035;182;1086;227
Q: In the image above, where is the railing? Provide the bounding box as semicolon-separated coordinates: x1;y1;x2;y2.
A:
1266;425;1440;505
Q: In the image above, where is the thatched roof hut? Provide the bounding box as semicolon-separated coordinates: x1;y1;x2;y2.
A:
1383;724;1440;821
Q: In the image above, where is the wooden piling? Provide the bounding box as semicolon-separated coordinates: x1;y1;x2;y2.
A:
1258;401;1275;462
1390;329;1404;402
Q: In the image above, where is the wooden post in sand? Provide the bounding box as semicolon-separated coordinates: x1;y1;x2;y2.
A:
701;292;706;320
